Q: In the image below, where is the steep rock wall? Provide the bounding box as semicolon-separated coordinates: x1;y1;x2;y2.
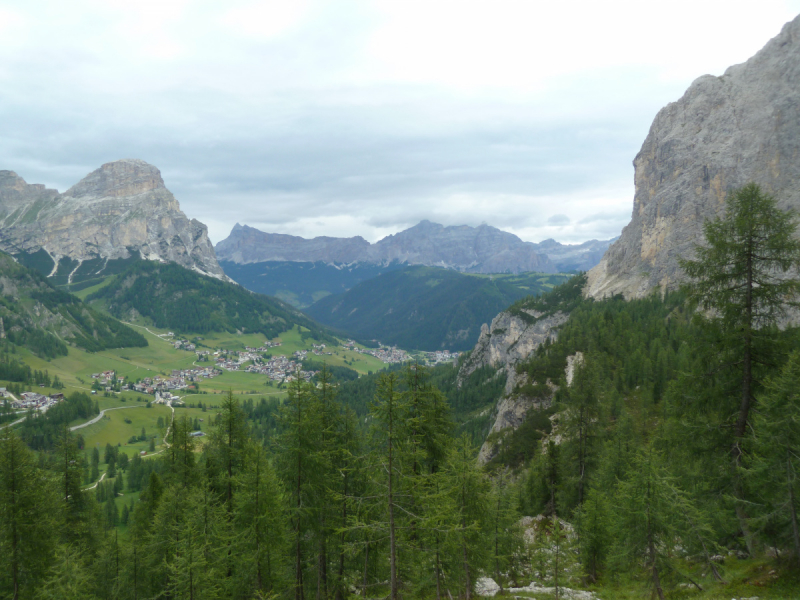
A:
586;14;800;299
457;309;569;464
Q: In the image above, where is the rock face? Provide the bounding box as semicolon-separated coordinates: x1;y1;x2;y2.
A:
457;309;569;464
217;221;611;274
586;14;800;299
216;224;371;265
0;159;225;279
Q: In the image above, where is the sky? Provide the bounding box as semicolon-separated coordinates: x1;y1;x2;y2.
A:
2;1;799;246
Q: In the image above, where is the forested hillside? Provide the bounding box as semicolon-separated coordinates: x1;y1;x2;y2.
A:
87;260;337;344
0;250;147;359
220;259;407;308
306;266;569;351
1;187;799;600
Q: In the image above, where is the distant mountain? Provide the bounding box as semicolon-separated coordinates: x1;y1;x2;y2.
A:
304;266;571;351
534;237;616;272
0;251;147;358
217;221;577;274
0;159;225;290
86;260;336;344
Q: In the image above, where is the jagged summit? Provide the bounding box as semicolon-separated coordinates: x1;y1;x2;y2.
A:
217;221;614;274
64;159;167;199
0;159;224;279
586;13;800;298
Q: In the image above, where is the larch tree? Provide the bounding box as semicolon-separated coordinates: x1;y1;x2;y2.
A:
751;350;800;566
679;183;800;553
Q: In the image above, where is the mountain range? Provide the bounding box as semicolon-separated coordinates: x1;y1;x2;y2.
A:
216;221;613;274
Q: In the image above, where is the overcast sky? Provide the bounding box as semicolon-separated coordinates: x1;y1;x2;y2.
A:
2;1;799;245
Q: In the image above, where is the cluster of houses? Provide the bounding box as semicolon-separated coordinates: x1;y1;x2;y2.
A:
425;350;461;365
92;370;124;390
1;388;64;410
245;354;316;383
173;339;197;351
311;344;333;357
129;367;222;395
347;344;409;364
244;341;282;352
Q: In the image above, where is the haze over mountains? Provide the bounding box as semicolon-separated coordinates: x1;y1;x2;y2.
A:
216;221;613;274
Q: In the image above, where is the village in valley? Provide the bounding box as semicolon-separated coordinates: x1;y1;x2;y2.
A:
1;326;462;422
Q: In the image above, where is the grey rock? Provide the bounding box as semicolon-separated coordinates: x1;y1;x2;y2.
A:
0;159;225;279
216;224;371;264
586;14;800;299
457;309;569;464
217;221;574;274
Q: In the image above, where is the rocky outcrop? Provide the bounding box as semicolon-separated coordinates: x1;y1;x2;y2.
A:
458;309;569;392
457;309;569;464
0;159;225;279
586;14;800;299
217;221;568;274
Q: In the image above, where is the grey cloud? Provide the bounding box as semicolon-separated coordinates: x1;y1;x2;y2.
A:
577;210;631;225
547;214;571;226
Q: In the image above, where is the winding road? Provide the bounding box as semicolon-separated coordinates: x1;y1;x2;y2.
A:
70;405;143;431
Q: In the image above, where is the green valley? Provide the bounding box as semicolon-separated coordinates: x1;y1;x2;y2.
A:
305;266;570;351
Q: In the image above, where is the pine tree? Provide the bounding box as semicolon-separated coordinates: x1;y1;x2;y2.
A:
368;372;405;600
275;379;323;600
611;447;703;600
35;545;99;600
751;350;800;566
0;429;58;598
559;358;602;508
235;443;288;595
574;489;610;583
679;183;800;553
440;435;491;600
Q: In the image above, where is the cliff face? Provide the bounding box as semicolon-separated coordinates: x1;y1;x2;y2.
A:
0;159;225;279
457;309;569;464
586;14;800;298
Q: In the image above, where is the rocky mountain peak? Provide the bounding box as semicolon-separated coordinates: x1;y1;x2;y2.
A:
64;159;166;200
586;14;800;298
0;160;224;279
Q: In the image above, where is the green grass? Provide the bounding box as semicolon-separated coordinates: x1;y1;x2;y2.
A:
573;556;800;600
78;404;172;458
72;277;114;300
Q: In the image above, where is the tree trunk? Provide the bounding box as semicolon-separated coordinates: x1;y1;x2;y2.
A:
788;454;800;568
334;475;347;600
388;438;398;600
648;538;664;600
10;440;19;600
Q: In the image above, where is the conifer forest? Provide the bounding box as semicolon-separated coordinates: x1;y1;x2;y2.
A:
2;186;800;599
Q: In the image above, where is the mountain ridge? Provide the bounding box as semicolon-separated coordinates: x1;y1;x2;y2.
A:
216;221;613;274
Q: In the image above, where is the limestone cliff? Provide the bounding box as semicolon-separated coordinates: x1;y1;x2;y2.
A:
586;14;800;299
457;309;569;464
0;159;225;279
